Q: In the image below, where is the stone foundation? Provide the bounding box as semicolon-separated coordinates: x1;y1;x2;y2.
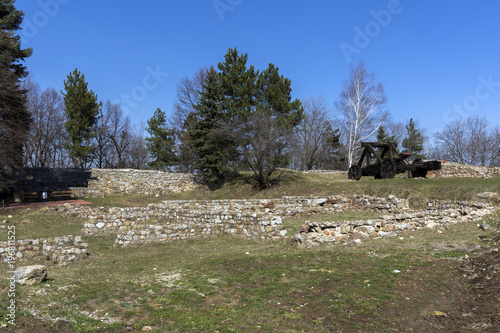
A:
0;235;89;264
295;200;494;247
45;195;408;247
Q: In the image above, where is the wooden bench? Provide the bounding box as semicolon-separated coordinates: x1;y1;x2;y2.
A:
23;192;39;200
51;190;75;199
13;191;39;203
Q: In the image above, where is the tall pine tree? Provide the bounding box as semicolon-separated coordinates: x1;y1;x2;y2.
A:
0;0;32;187
62;68;100;168
402;118;424;161
189;66;235;189
145;108;178;171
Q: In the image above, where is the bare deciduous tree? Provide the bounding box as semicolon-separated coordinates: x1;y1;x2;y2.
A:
240;107;292;189
92;101;112;168
291;96;340;170
385;119;405;147
92;100;133;168
24;78;69;168
127;123;149;169
434;115;498;166
169;67;207;172
107;102;132;168
335;60;388;167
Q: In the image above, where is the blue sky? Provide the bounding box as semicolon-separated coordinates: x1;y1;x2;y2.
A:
14;0;500;139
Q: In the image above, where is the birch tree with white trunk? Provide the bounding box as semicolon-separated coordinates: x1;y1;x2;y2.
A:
335;61;388;167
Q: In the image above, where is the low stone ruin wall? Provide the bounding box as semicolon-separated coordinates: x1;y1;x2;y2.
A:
73;169;199;198
427;162;499;179
11;168;200;199
0;235;89;264
41;195;493;250
296;200;494;247
46;195;408;247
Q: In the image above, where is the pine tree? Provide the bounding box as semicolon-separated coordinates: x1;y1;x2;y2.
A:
189;66;234;189
402;118;425;161
145;108;178;171
61;68;100;168
217;47;258;119
0;0;33;187
376;125;395;144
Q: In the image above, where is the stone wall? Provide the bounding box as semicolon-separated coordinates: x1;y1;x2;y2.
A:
12;168;200;199
66;195;407;236
40;194;493;250
427;162;499;179
296;200;494;247
0;235;89;264
73;169;199;198
45;195;408;247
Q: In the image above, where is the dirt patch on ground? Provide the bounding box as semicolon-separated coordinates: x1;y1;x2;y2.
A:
384;235;500;332
0;316;76;332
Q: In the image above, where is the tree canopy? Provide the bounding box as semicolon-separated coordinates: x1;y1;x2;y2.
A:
61;68;100;168
0;0;32;188
188;48;304;189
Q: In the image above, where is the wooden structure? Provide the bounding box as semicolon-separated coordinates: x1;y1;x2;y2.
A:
348;142;441;180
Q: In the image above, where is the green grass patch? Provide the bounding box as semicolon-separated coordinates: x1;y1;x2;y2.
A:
283;210;380;230
0;211;85;239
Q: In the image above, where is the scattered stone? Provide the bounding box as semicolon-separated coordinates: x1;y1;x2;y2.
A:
142;326;153;331
431;311;447;317
14;265;47;285
480;224;492;231
271;216;282;225
299;224;309;233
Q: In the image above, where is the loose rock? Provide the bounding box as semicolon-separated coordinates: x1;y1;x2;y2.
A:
14;265;47;285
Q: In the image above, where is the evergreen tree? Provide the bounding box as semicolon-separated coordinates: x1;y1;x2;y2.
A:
402;118;425;161
376;125;396;144
61;68;100;168
0;0;32;187
217;47;258;119
145;108;178;171
189;66;234;189
188;48;304;189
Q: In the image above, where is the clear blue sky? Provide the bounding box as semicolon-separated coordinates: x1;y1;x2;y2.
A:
15;0;500;138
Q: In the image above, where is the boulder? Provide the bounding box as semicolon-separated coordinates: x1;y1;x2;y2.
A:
14;265;47;285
